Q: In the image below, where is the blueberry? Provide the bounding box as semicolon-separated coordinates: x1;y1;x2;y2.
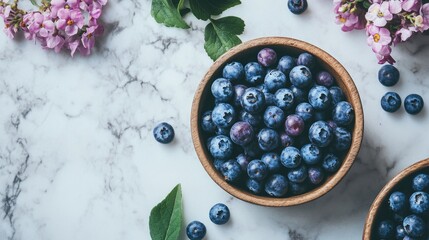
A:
220;160;242;182
287;165;308;183
280;132;295;147
186;221;206;240
209;135;234;160
211;78;233;102
308;121;333;147
257;128;280;151
201;111;216;133
277;56;296;75
329;86;345;106
301;144;322;165
285;114;305;137
247;160;268;181
241;87;266;114
316;71;335;87
403;214;426;238
288;0;308;14
213;159;225;171
244;62;265;85
264;69;288;92
289;182;308;195
215;127;229;136
381;92;401;113
280;146;302;168
333;127;352;152
209;203;230;225
153;122;175;144
308;167;325;185
243;140;263;158
233;84;247;107
404;94;424;115
257;48;277;67
413;173;429;191
230;121;254;146
297;53;316;69
308;86;331;110
409;191;429;215
212;103;236;128
295;102;314;122
377;220;394;239
223;62;244;81
263;106;285;129
247;178;264;194
265;174;288;197
264;92;276;106
256;84;270;94
274;88;295;111
236;153;251;172
322;154;341;173
388;191;407;213
289;65;313;89
239;110;262;128
395;225;407;239
378;65;400;86
261;152;282;173
333;101;354;126
290;85;308;104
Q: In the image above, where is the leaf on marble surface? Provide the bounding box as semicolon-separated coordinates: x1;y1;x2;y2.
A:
204;16;245;61
149;184;183;240
151;0;189;29
189;0;241;21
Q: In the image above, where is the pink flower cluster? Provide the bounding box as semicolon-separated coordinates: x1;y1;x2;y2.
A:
0;0;106;56
334;0;429;64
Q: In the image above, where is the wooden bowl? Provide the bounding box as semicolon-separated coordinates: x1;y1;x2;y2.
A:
363;158;429;239
190;37;364;207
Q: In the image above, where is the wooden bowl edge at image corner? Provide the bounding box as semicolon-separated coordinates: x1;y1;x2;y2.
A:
190;37;364;207
362;158;429;240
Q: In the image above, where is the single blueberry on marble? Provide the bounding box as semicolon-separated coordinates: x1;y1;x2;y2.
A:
378;65;400;87
288;0;308;14
404;94;424;115
186;221;206;240
381;92;401;113
153;122;175;144
209;203;230;225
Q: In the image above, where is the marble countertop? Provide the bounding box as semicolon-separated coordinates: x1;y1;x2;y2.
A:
1;0;429;239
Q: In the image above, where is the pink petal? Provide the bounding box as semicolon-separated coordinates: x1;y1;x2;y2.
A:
47;36;61;48
56;19;66;29
65;25;78;35
51;0;65;7
57;9;69;19
39;28;49;37
389;1;402;14
374;17;387;27
43;20;55;31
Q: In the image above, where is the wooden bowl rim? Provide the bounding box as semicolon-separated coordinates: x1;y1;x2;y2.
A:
363;158;429;239
191;37;364;207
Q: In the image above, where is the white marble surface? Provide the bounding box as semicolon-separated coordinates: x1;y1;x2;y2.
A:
0;0;429;239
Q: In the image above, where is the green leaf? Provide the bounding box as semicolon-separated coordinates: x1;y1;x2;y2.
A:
189;0;241;20
204;16;245;61
29;0;39;7
149;184;183;240
151;0;189;29
363;0;371;9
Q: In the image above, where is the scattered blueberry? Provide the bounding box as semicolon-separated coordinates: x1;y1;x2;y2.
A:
230;121;254;146
288;0;308;14
247;160;268;181
153;122;175;144
316;71;335;87
258;48;278;67
289;65;313;89
223;62;244;81
381;92;401;113
211;78;233;102
209;203;230;225
277;56;296;75
404;94;424;115
245;62;265;85
265;174;288;197
186;221;206;240
378;65;400;87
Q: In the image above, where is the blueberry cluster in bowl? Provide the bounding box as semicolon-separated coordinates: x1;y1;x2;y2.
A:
200;48;355;198
375;172;429;239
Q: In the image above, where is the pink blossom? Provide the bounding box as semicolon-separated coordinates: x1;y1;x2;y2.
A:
389;0;403;14
402;0;421;12
376;46;396;64
336;12;366;31
366;25;392;54
50;0;79;16
366;2;393;27
421;3;429;30
56;8;84;36
394;27;414;43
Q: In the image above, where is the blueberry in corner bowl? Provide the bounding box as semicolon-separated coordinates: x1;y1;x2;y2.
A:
381;92;401;113
277;55;296;75
241;87;266;114
297;52;316;69
221;160;242;182
265;174;288;197
223;61;244;82
333;101;354;126
264;69;288;93
212;103;236;128
377;220;395;239
308;121;333;147
211;78;234;103
308;86;331;110
413;173;429;191
229;121;254;146
257;48;278;67
257;128;280;151
244;62;265;85
316;71;335;87
186;221;206;240
289;65;313;89
247;160;268;181
288;0;308;15
153;122;175;144
404;94;424;115
209;203;230;225
378;65;400;87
